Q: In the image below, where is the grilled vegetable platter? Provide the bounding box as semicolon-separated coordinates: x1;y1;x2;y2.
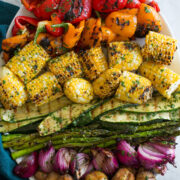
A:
1;0;180;179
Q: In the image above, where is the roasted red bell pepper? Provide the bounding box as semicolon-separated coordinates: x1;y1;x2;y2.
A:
149;0;160;12
139;0;146;2
21;0;60;20
46;12;63;36
58;0;92;24
34;15;66;44
33;0;60;20
126;0;141;9
92;0;127;13
12;16;39;36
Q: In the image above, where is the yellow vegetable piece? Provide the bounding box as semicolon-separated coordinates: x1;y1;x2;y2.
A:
64;78;94;104
0;67;27;109
139;61;180;99
115;71;153;104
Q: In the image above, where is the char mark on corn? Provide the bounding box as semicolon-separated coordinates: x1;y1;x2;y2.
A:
115;71;153;104
93;68;122;99
48;51;82;85
108;41;143;71
79;47;108;81
26;72;63;106
6;41;50;84
142;31;178;65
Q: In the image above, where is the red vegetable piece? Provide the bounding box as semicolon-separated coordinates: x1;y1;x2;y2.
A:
93;0;127;13
46;12;63;37
53;148;77;174
126;0;141;8
21;0;40;11
12;16;39;36
38;145;55;173
139;0;146;2
58;0;92;24
137;145;165;170
91;148;119;175
116;140;139;168
14;152;38;178
12;25;21;37
149;0;160;12
149;143;175;164
33;0;60;20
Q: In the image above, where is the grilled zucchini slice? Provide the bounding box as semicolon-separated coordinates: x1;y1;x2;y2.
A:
0;96;72;122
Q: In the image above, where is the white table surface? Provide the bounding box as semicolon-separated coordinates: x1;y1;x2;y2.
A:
2;0;180;179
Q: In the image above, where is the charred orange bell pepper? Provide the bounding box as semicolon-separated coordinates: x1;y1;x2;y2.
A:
50;37;69;56
105;11;137;38
63;20;85;49
118;8;138;15
52;20;85;49
36;33;68;56
2;33;28;63
21;0;39;11
101;26;116;43
36;33;55;54
79;18;102;48
136;3;162;37
114;35;129;41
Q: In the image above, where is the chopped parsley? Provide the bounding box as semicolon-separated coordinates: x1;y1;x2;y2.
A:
144;7;151;13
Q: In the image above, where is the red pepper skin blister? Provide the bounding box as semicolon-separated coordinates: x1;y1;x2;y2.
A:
126;0;141;9
58;0;92;24
33;0;60;20
93;0;127;13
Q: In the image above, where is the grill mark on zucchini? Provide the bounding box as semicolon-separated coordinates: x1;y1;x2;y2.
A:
154;96;158;111
70;105;72;121
26;103;30;114
92;98;136;120
48;102;51;114
38;100;105;136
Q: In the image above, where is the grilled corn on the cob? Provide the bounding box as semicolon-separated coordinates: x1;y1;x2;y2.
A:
64;78;94;104
48;51;82;85
79;47;108;81
108;41;143;71
139;61;180;99
26;72;63;106
142;31;178;65
115;71;153;104
0;67;27;109
93;68;122;99
6;41;50;84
